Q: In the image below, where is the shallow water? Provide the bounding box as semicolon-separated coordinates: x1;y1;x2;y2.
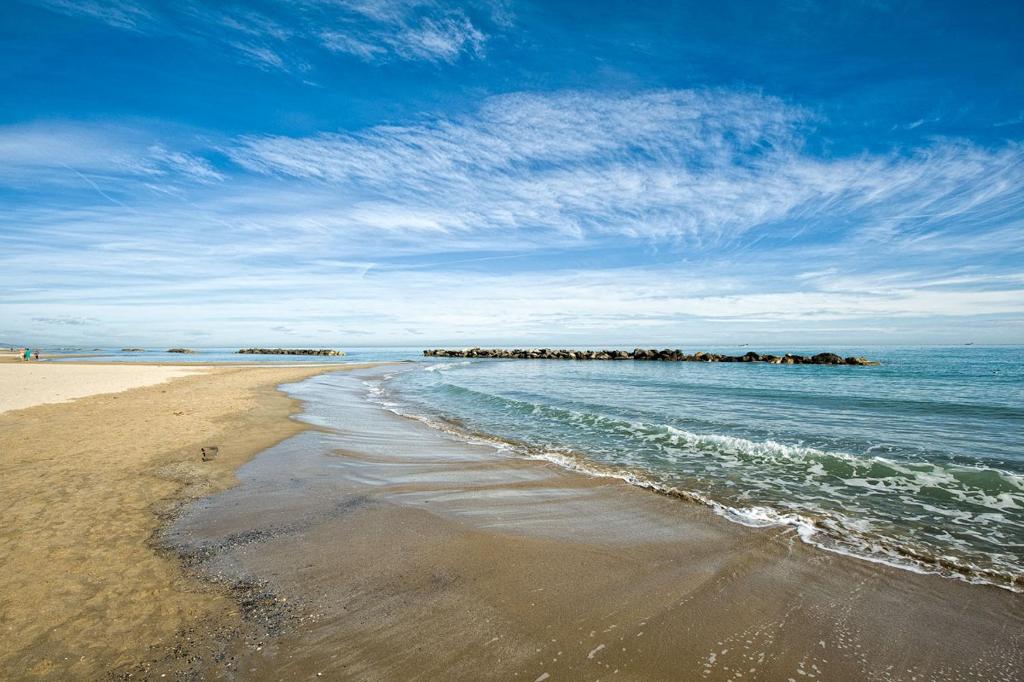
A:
370;346;1024;589
165;367;1024;681
60;343;1024;588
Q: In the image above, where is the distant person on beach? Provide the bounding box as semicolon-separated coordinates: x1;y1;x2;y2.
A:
22;348;30;361
33;349;40;361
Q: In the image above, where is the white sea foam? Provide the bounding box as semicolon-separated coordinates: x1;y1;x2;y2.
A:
362;372;1023;592
422;361;472;372
503;449;1024;591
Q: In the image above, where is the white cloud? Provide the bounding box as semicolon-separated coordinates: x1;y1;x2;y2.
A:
30;316;100;326
28;0;154;30
319;1;487;63
0;123;223;192
5;261;1024;346
225;41;288;71
228;90;1024;250
2;89;1023;345
27;0;497;70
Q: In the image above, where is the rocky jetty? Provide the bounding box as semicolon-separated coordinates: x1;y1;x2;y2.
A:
120;348;145;352
424;348;878;365
167;348;196;354
237;348;345;356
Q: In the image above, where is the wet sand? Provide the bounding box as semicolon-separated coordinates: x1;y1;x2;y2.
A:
0;362;381;679
166;368;1024;681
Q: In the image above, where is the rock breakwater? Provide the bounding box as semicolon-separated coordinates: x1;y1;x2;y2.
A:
237;348;345;356
424;348;878;365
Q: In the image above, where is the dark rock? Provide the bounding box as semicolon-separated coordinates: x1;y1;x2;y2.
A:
420;348;877;366
167;348;196;354
237;348;345;356
811;352;845;365
845;356;880;366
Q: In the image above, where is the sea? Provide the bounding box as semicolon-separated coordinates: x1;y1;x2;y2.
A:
54;345;1024;589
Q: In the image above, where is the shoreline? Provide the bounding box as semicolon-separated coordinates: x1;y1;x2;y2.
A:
401;413;1024;592
164;367;1023;680
3;361;1022;679
0;362;384;679
373;363;1024;593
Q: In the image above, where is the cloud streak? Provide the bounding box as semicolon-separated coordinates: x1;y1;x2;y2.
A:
2;89;1023;345
0;122;223;190
229;90;1024;251
26;0;499;70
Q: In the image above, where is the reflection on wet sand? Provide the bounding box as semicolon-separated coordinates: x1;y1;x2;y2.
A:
166;369;1024;681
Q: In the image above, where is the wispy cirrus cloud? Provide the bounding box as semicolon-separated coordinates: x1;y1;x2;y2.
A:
5;255;1024;346
25;0;501;71
228;90;1024;251
318;0;488;63
27;0;154;30
0;122;223;190
30;316;100;326
2;88;1023;345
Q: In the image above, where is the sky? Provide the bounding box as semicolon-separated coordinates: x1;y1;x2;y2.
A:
1;0;1023;348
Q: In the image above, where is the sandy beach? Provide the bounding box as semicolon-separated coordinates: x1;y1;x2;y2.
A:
0;362;205;413
7;0;1023;677
2;362;1022;680
0;361;378;678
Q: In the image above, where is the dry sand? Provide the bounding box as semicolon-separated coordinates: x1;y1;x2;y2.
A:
0;363;205;413
0;362;378;679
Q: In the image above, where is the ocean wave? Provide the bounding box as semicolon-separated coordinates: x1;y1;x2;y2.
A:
439;382;1024;498
525;449;1024;591
422;361;473;373
366;375;1024;592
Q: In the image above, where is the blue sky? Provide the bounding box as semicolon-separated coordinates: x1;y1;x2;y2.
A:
2;0;1023;347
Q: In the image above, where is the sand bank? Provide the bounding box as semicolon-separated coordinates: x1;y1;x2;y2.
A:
0;362;380;679
0;363;205;413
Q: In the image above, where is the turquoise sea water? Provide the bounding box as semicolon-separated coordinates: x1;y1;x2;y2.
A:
54;345;1024;588
372;346;1024;590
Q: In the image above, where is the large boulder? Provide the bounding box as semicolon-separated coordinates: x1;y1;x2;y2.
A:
810;352;845;365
